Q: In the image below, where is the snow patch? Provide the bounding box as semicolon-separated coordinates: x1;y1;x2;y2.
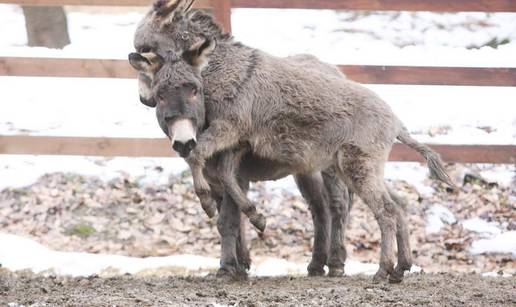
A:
250;257;307;277
385;163;435;197
0;155;188;190
426;204;457;234
462;218;502;236
0;233;389;277
470;231;516;256
479;168;515;187
0;233;219;277
263;176;301;197
481;271;513;278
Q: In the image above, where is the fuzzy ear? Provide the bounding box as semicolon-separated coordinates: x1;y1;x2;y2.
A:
128;53;151;72
153;0;196;24
128;52;164;74
182;37;216;71
138;72;158;108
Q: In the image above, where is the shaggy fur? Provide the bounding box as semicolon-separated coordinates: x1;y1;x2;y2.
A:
130;44;355;278
132;1;455;283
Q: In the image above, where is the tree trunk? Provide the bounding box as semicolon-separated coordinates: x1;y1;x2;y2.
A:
22;6;71;49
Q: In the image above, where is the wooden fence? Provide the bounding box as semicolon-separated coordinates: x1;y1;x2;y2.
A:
0;0;515;163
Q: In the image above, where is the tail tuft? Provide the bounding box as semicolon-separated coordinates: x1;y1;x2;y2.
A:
397;127;456;189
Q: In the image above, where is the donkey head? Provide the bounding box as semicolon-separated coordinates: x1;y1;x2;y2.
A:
134;0;203;56
133;0;228;106
128;36;216;158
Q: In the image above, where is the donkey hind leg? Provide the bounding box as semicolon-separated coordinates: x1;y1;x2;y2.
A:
294;173;330;277
388;188;412;283
321;168;353;277
217;190;248;281
219;147;267;232
336;156;397;282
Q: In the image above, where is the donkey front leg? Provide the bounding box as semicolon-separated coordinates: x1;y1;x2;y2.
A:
231;178;252;274
235;212;251;272
187;120;242;219
217;190;248;280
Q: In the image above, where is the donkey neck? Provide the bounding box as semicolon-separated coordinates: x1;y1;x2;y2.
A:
202;41;259;106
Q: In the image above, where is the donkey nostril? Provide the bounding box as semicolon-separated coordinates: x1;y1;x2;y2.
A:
172;139;196;158
139;96;156;108
185;139;197;152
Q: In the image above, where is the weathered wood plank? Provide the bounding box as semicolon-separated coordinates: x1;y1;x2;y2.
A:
1;135;515;163
338;65;516;87
0;135;174;157
0;0;514;12
211;0;232;33
390;144;516;164
2;57;515;86
233;0;516;12
0;57;136;78
0;0;211;7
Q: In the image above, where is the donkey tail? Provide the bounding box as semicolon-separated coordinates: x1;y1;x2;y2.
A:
397;126;456;188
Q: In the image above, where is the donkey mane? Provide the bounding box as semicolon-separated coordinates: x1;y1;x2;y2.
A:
186;9;233;42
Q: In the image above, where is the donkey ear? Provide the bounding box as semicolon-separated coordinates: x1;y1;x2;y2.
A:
153;0;196;24
182;37;216;71
128;52;164;73
128;53;151;72
138;72;158;108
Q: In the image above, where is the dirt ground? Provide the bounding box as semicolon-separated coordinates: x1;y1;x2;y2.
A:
1;270;514;307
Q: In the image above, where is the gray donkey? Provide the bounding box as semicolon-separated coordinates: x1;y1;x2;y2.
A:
131;0;455;282
132;51;355;278
131;1;360;278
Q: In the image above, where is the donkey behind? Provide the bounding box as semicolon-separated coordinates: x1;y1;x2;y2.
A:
130;1;455;283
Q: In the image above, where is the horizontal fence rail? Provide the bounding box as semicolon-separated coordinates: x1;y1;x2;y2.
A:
0;136;515;164
0;57;136;78
338;65;516;87
2;57;516;86
1;0;515;12
1;0;515;164
0;0;209;6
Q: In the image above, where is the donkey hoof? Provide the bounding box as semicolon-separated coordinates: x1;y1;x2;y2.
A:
388;269;406;284
307;261;325;277
328;267;345;277
203;205;217;218
216;267;248;282
201;198;218;218
372;269;389;283
250;213;267;232
307;269;325;277
388;275;404;284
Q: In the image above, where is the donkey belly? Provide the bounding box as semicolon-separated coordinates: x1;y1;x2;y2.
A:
239;153;295;182
248;133;335;175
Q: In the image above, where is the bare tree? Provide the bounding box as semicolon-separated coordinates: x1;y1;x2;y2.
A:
22;6;71;49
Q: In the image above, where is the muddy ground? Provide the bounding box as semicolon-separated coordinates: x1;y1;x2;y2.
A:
1;270;514;306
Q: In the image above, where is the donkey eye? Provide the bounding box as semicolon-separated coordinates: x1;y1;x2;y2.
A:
183;83;198;97
139;46;152;53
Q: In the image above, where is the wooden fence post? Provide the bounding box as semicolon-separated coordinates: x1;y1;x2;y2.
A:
211;0;232;33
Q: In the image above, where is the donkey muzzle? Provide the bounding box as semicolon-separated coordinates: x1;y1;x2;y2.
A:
173;139;197;158
168;118;197;158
